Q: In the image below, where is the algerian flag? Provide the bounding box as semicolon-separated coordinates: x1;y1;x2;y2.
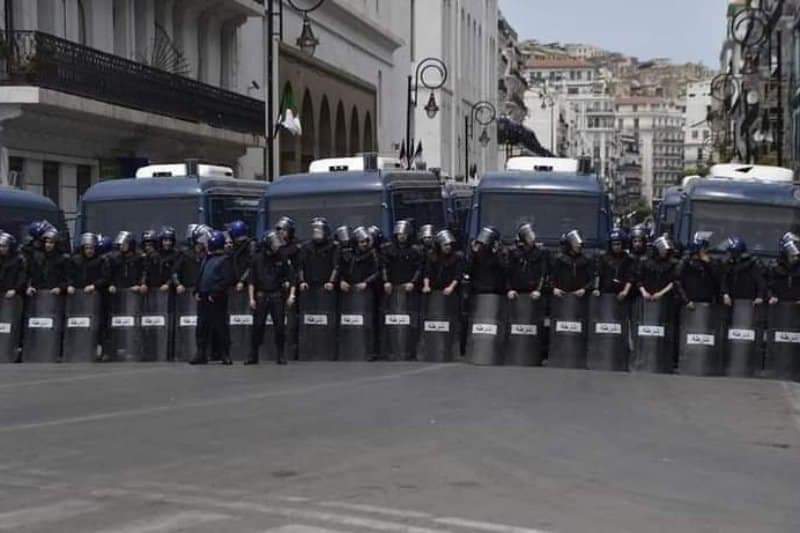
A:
278;85;302;136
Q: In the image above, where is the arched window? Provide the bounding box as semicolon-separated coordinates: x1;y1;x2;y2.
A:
334;102;347;156
363;112;374;152
301;90;315;172
319;96;332;158
349;107;360;155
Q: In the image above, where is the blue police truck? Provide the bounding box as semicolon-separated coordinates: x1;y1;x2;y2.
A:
676;164;800;258
260;155;448;239
467;157;612;252
654;185;684;242
76;162;268;241
0;185;67;241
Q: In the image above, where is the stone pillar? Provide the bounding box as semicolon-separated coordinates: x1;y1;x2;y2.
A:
199;12;222;86
134;0;155;62
87;0;114;53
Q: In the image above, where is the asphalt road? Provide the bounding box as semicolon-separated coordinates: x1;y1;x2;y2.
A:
0;362;798;533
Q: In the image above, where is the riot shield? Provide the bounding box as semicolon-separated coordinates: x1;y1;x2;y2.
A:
381;290;420;361
418;291;460;363
140;290;170;362
678;303;722;377
62;292;102;362
228;289;253;362
297;287;338;361
173;292;198;362
587;294;629;372
338;290;375;361
505;296;544;367
630;298;674;374
465;294;506;366
0;295;23;363
766;302;800;381
724;300;764;378
108;289;142;362
547;295;588;369
21;292;63;363
285;302;299;361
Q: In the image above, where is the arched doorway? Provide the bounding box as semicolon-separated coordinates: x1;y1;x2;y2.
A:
363;113;374;152
301;90;315;172
319;96;332;158
335;102;347;156
349;107;360;154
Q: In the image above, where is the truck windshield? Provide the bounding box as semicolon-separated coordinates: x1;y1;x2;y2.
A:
208;195;261;237
479;192;600;242
83;197;200;237
267;193;382;240
391;189;446;229
690;200;800;255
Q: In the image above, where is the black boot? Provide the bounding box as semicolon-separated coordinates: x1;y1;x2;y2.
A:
276;349;287;365
244;351;259;365
219;352;233;365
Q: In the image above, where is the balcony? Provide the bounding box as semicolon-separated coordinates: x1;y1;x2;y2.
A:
0;31;265;136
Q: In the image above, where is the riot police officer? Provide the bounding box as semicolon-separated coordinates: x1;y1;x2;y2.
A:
141;229;158;256
422;230;464;296
26;227;67;296
721;236;766;307
676;232;720;309
466;226;505;294
334;225;353;254
382;220;424;296
768;236;800;304
367;225;385;250
227;220;253;292
594;229;634;301
418;224;436;254
275;216;300;265
191;231;235;365
637;236;678;302
96;234;114;258
629;224;649;261
108;232;145;294
175;225;211;295
551;230;593;298
247;230;296;365
21;220;55;263
298;218;339;293
67;233;108;296
0;232;26;301
142;226;179;293
506;223;547;301
339;226;380;293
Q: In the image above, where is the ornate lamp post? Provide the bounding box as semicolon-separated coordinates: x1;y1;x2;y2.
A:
464;100;496;180
405;57;448;169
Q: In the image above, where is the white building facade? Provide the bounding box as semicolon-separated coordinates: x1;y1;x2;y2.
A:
0;0;264;228
683;79;712;170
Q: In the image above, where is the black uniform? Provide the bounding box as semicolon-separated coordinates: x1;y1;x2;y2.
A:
466;248;506;294
175;247;204;289
768;258;800;302
424;251;465;291
637;255;678;296
506;245;548;294
676;256;720;304
195;253;236;361
108;251;144;290
248;251;294;362
68;252;109;291
595;250;634;295
381;242;424;287
721;255;767;301
339;248;381;287
297;240;339;287
28;249;68;291
550;251;594;294
143;248;179;289
0;252;27;294
230;238;254;287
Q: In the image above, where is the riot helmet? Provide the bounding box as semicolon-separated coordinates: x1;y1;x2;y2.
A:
393;219;414;244
207;231;226;253
652;235;674;258
782;238;800;263
516;223;537;247
688;231;712;255
114;231;136;253
262;229;285;254
228;220;249;241
726;236;747;259
275;216;296;241
609;228;628;254
141;230;158;251
475;226;500;248
334;225;352;245
418;224;436;248
310;217;331;243
97;234;113;256
79;232;98;257
0;231;16;254
42;227;59;252
367;225;384;247
564;229;584;254
435;229;456;254
352;226;373;251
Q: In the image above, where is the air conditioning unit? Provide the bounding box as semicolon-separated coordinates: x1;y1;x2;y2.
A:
708;164;794;183
506;157;580;173
135;163;234;179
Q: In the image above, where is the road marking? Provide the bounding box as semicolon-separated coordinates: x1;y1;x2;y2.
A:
434;517;553;533
0;367;167;391
264;526;346;533
0;365;449;433
276;496;312;503
94;511;230;533
782;382;800;434
133;493;450;533
319;501;432;519
0;499;102;530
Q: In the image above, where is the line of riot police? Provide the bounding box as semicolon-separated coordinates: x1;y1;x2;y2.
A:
1;216;799;381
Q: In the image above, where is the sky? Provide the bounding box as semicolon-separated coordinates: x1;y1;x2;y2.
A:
498;0;729;68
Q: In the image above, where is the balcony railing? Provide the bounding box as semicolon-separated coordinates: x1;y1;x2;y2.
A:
0;30;265;136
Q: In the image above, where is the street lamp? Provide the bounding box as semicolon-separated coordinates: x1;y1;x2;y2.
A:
464;100;496;180
264;0;327;182
540;92;556;154
406;57;448;169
